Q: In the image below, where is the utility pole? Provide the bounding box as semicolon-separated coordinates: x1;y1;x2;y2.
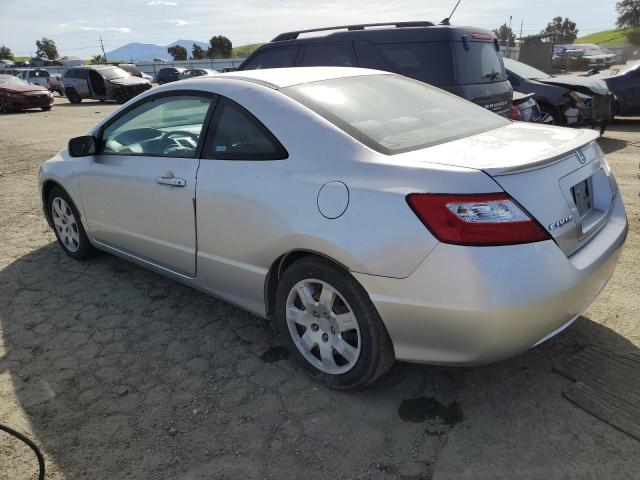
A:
100;36;108;63
507;15;513;58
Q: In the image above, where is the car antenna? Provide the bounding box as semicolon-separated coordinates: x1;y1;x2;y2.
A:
439;0;461;25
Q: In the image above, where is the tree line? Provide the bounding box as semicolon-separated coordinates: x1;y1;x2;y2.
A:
167;36;233;61
493;2;640;48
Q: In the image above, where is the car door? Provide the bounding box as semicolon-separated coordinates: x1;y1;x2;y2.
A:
74;69;91;97
621;70;640;114
195;96;288;312
79;91;217;276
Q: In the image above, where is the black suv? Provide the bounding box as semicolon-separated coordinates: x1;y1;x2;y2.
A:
238;22;512;116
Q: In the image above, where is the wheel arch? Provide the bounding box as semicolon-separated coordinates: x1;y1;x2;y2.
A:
41;179;84;229
264;249;351;319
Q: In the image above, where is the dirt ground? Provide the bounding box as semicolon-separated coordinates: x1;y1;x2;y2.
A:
0;97;639;480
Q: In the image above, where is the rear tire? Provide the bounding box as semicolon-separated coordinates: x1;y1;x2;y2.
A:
275;257;395;390
47;187;96;261
66;88;82;104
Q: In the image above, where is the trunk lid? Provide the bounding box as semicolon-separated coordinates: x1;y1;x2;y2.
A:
398;123;616;255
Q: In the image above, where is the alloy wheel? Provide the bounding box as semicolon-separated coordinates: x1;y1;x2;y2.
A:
51;196;80;253
286;278;361;374
0;97;9;113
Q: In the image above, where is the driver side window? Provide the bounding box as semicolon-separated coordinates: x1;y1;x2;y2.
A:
101;94;215;158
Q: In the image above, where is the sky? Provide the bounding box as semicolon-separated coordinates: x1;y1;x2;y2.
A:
2;0;620;58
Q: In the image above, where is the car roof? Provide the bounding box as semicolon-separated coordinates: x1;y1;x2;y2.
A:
215;66;385;89
70;65;119;70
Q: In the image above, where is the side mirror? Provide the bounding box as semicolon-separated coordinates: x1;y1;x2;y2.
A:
68;135;96;157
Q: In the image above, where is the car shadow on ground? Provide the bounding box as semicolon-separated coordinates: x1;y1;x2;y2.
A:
1;243;639;479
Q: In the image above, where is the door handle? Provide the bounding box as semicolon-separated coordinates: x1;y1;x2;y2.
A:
156;171;186;187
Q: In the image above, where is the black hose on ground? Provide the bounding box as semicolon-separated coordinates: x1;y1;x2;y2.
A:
0;423;45;480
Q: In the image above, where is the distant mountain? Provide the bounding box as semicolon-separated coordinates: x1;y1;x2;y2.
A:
106;39;209;61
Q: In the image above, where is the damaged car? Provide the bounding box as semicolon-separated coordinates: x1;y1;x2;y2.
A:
589;60;640;116
504;58;614;132
62;65;152;104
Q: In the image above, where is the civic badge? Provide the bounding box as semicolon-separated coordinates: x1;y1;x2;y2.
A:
575;149;587;165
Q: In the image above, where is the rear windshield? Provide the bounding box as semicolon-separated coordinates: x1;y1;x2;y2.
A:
283;74;508;155
454;41;506;85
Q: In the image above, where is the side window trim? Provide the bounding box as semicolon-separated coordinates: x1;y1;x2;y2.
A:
200;96;288;161
97;90;219;159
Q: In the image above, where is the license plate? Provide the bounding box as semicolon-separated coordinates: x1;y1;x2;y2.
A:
572;178;593;218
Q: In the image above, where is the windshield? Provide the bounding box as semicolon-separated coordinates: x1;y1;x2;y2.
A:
454;41;507;84
101;67;130;80
0;75;29;87
503;58;552;80
283;74;509;155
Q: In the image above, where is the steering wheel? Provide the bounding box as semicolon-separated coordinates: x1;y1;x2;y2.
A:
164;131;200;142
161;130;200;155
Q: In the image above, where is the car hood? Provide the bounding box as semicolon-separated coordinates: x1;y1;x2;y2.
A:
397;122;599;176
536;75;610;95
1;83;48;93
109;76;150;87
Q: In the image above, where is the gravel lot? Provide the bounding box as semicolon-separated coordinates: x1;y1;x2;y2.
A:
1;97;639;480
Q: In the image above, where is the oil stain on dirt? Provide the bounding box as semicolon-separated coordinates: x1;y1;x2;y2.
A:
398;397;464;427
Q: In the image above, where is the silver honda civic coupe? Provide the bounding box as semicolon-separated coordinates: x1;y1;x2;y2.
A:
39;67;627;389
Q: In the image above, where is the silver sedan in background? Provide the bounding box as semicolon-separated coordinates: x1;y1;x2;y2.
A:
39;67;627;389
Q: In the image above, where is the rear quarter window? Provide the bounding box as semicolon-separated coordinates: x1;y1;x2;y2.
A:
241;47;298;70
374;42;451;85
301;43;356;67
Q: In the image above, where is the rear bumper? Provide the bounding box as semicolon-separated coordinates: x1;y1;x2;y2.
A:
354;193;627;365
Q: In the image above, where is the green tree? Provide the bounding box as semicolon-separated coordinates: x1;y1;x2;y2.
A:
167;45;188;61
192;44;206;59
0;46;13;60
207;35;232;59
35;37;58;60
541;16;578;44
90;54;106;64
616;0;640;28
493;23;516;46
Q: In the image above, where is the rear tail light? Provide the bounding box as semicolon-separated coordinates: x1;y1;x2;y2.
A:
508;105;523;121
406;193;551;246
472;33;493;40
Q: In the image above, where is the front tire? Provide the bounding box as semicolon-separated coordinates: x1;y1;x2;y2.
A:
0;97;11;113
275;257;395;390
65;88;82;104
47;187;95;261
